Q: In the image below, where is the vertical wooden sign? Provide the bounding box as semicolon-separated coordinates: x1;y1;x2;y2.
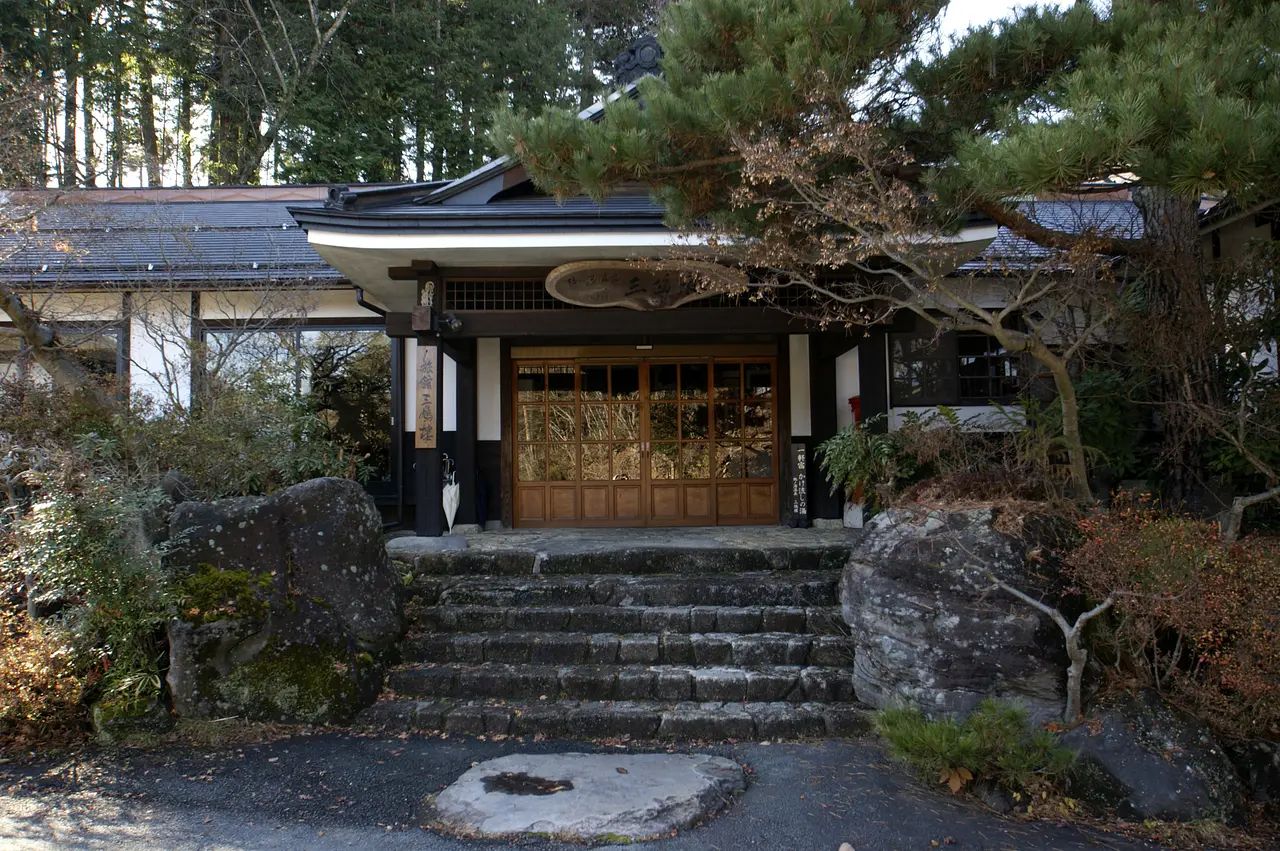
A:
416;343;438;449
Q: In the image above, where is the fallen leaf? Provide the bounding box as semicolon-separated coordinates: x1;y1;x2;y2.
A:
616;767;628;774
839;844;854;851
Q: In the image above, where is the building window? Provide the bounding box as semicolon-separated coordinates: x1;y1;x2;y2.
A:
202;324;394;488
957;332;1020;404
0;324;123;390
890;325;957;407
890;324;1021;407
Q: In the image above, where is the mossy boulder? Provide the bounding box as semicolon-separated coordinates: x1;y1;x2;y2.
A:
164;477;404;724
90;694;174;744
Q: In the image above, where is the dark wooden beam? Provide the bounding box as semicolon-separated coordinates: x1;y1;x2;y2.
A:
448;307;816;338
388;259;438;281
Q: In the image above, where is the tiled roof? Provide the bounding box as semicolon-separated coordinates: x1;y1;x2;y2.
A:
1;200;342;287
958;198;1144;271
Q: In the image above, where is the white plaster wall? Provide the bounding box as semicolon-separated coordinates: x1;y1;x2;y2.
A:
198;288;379;321
835;347;860;430
476;338;501;441
788;335;811;437
443;354;457;432
24;292;123;322
404;338;418;432
888;405;1022;432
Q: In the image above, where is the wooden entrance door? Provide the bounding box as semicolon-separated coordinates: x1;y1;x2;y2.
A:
513;358;777;527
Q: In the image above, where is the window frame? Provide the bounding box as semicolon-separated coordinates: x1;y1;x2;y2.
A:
889;317;1024;408
197;318;401;503
0;319;127;390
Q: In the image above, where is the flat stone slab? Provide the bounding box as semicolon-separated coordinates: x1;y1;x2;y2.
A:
420;752;744;841
386;535;468;558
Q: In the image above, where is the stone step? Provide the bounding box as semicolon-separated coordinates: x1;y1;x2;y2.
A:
388;662;856;704
409;572;841;609
403;631;857;668
358;697;872;741
408;604;849;636
392;544;850;578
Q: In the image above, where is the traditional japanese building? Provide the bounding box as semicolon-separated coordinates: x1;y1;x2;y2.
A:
288;153;999;534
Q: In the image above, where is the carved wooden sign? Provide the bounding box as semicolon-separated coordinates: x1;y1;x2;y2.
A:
545;260;748;311
415;343;438;449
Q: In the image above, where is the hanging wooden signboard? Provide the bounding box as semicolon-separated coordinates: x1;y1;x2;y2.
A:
416;344;438;449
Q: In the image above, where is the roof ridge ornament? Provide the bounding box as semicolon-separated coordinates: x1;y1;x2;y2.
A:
613;34;662;86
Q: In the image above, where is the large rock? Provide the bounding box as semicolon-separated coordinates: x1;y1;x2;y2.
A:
420;752;744;841
164;477;404;724
1061;690;1244;822
840;507;1065;722
1227;740;1280;811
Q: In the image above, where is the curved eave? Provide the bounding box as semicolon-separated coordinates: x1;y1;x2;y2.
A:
298;222;999;315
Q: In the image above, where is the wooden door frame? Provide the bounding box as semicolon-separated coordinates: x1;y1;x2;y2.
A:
509;354;780;528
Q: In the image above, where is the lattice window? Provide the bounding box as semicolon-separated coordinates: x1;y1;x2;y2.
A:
444;280;580;311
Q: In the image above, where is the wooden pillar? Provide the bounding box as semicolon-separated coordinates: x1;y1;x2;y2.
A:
413;334;444;536
858;329;890;431
808;335;840;520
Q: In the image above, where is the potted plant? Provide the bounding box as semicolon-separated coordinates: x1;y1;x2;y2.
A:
816;414;901;528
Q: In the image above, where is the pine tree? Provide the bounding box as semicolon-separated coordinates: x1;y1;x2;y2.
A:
493;0;1280;500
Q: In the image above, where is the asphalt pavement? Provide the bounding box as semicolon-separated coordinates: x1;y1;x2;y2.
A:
0;732;1162;851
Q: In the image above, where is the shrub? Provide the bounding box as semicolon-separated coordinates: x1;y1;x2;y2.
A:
815;414;909;507
3;444;176;712
874;700;1074;795
1066;498;1280;740
0;608;83;739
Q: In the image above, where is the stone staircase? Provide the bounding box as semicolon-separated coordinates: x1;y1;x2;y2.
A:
359;532;872;741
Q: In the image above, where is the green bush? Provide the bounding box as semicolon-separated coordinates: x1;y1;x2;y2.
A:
874;700;1074;795
2;442;175;712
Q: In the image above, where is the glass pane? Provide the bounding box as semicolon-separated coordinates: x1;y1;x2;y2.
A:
651;443;679;480
650;403;679;440
549;444;576;481
548;365;575;401
715;403;741;439
714;363;741;399
295;329;392;483
580;365;608;401
612;443;641;480
680;363;708;399
649;364;678;400
681;403;709;439
612;404;641;440
745;362;772;397
743;402;773;438
745;442;773;478
582;444;610;480
517;365;545;401
611;365;640;400
516;405;546;442
548;405;577;441
518;444;546;482
681;443;710;479
581;404;609;441
716;443;743;479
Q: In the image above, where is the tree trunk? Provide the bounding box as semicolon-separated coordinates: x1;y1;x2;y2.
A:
62;55;78;186
1021;337;1091;501
82;71;96;187
126;0;161;185
179;79;192;186
1064;632;1088;723
1131;187;1211;502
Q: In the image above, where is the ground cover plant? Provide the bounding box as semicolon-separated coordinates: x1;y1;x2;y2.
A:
874;700;1075;798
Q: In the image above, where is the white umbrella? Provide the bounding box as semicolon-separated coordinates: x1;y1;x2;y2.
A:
442;454;460;535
